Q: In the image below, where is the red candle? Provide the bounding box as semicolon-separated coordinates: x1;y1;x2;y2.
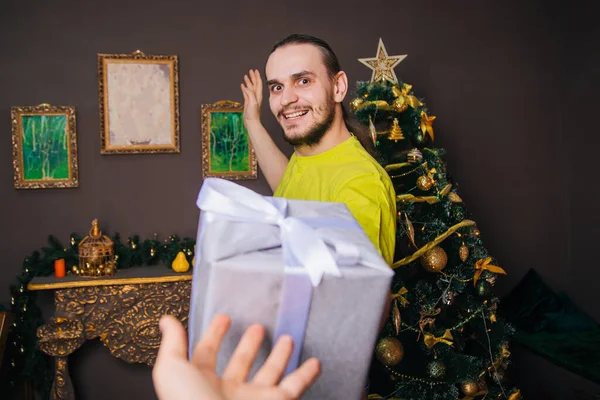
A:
54;259;66;278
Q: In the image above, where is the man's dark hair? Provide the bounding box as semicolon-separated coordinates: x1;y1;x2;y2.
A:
269;34;378;158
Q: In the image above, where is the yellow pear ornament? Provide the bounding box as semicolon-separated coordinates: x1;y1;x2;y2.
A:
172;251;190;273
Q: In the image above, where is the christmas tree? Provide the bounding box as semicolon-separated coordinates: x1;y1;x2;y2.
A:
352;39;521;400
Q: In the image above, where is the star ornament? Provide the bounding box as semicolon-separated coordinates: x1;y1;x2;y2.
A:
358;38;407;85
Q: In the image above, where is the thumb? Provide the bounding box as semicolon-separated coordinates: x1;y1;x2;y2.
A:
156;314;188;362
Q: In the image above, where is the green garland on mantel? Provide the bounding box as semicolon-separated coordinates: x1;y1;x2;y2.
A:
2;232;196;398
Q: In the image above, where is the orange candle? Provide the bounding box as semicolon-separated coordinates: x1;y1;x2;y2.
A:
54;258;66;278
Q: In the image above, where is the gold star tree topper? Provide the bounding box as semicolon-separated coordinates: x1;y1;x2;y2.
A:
358;38;407;85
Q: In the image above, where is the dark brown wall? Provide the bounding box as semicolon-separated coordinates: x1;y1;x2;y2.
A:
1;0;598;399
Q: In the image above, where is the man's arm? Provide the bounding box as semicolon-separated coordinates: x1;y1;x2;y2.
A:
241;69;289;193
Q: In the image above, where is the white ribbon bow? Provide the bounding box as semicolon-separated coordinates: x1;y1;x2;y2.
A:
196;178;361;286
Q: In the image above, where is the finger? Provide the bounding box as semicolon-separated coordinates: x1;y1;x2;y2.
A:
254;69;263;88
250;69;259;84
191;313;231;370
222;324;265;382
244;74;254;91
254;70;263;104
241;84;250;101
155;315;188;363
279;358;321;399
251;334;293;385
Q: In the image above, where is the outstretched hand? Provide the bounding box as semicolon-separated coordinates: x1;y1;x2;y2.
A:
241;69;264;125
153;314;320;400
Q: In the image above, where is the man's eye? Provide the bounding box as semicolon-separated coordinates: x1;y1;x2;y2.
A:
271;85;282;92
298;78;310;85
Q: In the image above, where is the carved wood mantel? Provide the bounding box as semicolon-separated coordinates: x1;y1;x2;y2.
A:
28;266;192;400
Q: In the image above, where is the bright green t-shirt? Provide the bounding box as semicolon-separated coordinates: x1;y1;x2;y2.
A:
273;135;396;265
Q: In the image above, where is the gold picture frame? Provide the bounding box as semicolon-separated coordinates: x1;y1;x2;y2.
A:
98;51;180;154
201;100;258;180
11;103;79;189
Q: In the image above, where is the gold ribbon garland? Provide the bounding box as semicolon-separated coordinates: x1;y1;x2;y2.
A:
395;183;452;204
385;162;413;173
352;99;396;112
350;82;423;115
423;329;453;349
473;257;507;286
392;220;476;269
396;193;441;205
368;395;403;400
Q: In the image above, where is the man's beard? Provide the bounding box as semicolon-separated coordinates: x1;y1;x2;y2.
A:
281;100;335;147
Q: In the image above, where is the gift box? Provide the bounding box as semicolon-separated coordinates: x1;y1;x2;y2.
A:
188;178;393;400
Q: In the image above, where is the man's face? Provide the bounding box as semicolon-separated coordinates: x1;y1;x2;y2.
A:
265;44;336;147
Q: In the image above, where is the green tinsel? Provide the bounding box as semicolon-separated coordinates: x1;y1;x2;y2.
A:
2;232;195;399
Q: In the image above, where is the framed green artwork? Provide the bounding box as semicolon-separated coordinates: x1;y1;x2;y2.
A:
201;100;257;180
11;104;79;189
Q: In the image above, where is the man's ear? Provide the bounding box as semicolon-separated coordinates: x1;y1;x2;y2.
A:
333;71;348;103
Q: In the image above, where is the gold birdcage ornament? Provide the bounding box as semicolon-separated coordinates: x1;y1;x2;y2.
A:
77;219;116;277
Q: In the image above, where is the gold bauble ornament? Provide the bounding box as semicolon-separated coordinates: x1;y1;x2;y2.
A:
350;97;363;111
407;148;423;164
393;96;408;113
420;246;448;272
416;175;434;191
375;337;404;366
459;244;469;262
460;381;479;396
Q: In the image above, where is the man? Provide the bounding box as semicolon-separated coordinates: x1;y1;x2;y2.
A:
240;34;396;265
